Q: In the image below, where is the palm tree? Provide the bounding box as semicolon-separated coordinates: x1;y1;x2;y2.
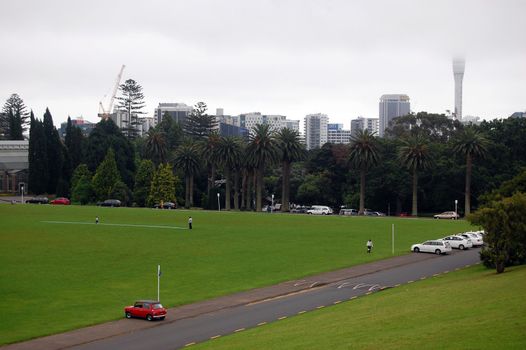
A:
145;129;168;166
172;142;201;208
200;132;221;208
216;137;242;210
246;124;279;212
453;127;489;216
398;134;431;216
349;129;380;215
276;128;305;212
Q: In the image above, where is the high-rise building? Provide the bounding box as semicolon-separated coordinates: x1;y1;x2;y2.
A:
285;120;301;133
453;58;465;121
238;112;297;136
304;113;328;150
350;116;379;135
154;103;193;125
379;94;410;137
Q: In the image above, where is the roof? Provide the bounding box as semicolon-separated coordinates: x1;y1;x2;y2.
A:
135;300;160;303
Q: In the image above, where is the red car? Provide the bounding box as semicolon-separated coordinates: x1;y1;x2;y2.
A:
50;197;71;205
124;300;166;321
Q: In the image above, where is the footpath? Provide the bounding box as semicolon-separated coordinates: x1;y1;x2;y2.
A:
3;252;438;350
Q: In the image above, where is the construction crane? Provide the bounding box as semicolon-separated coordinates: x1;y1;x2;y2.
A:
98;64;126;120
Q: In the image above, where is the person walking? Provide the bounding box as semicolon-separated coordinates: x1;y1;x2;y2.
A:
188;216;193;230
95;216;99;224
366;239;373;253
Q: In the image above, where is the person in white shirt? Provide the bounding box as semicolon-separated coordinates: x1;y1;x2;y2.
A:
188;216;193;230
366;239;373;253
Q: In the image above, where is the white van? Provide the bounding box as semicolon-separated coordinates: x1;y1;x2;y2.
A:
307;205;333;215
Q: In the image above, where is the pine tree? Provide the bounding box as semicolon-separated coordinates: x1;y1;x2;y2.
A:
183;102;218;139
92;148;122;200
71;164;92;191
134;159;155;207
147;164;177;207
116;79;146;140
28;113;49;194
2;93;29;137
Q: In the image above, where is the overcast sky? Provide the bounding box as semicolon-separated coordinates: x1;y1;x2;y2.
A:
1;0;525;128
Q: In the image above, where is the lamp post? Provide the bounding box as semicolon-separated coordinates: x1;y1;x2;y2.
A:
271;194;274;213
20;184;24;204
217;193;220;212
455;199;458;219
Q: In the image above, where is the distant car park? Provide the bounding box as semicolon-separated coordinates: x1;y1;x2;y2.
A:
98;199;121;207
50;197;70;205
26;197;49;204
290;206;308;214
434;211;459;220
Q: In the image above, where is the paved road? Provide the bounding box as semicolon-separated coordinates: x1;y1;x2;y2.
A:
71;248;481;350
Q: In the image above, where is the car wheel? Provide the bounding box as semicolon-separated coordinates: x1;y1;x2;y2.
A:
435;249;441;255
413;247;420;253
146;314;153;321
322;212;326;215
125;312;132;319
459;244;465;250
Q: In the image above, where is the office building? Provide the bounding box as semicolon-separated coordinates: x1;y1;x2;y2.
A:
350;117;379;135
284;119;301;133
154;103;193;125
327;123;351;144
453;58;465;121
304;113;328;150
379;94;410;137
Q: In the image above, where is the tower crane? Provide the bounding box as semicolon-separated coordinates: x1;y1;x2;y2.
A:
98;64;126;120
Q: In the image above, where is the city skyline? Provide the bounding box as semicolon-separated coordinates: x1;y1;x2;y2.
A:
1;0;525;127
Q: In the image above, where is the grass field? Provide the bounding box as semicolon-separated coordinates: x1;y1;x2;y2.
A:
194;265;526;350
0;204;474;344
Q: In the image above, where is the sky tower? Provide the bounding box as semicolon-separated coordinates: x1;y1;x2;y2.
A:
452;58;465;120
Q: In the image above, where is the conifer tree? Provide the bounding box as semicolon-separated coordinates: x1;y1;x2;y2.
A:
28;113;49;194
2;93;29;137
116;79;146;140
183;102;218;139
147;163;177;207
92;148;122;200
42;108;64;193
134;159;155;207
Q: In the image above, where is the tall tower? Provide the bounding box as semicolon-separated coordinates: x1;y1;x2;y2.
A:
452;58;465;120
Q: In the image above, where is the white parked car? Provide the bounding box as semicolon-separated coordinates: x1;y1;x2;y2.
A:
307;205;333;215
440;235;472;250
459;232;484;246
411;240;452;255
434;211;460;219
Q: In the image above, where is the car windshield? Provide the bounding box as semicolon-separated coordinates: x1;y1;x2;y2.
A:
153;303;163;309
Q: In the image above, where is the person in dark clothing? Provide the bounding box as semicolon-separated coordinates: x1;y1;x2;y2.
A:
188;216;193;230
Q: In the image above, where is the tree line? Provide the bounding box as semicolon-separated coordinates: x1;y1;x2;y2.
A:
4;90;526;217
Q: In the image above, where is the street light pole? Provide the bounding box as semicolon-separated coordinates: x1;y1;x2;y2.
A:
217;193;220;212
271;194;274;213
455;199;458;219
20;184;24;204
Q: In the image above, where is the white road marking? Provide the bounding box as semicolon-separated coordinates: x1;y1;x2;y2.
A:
353;283;366;290
185;343;195;347
337;282;352;289
407;280;414;283
257;322;267;326
293;280;308;287
234;328;245;333
309;281;321;288
278;316;287;320
333;300;342;304
41;221;186;230
211;335;221;339
297;311;306;314
368;284;381;291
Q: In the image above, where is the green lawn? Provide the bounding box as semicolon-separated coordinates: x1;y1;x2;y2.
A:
0;205;473;344
194;265;526;350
